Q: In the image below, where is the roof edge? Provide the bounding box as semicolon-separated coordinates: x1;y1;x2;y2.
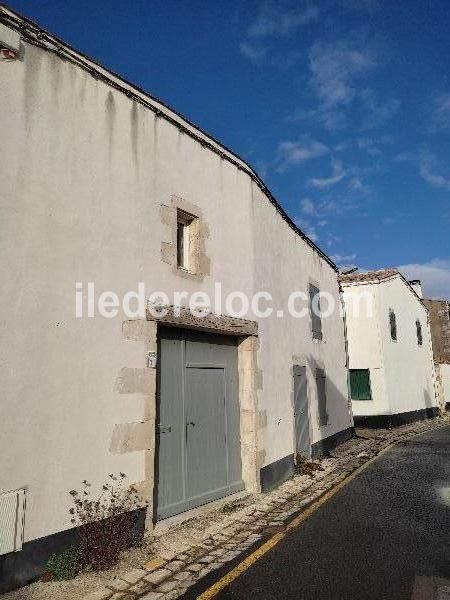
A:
0;4;338;272
340;269;427;306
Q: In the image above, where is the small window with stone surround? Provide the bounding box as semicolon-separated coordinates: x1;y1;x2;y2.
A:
160;196;210;280
176;209;194;271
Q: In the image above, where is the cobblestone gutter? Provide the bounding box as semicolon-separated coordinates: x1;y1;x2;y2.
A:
84;416;449;600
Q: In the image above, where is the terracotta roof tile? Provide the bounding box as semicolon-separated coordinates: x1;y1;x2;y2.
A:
339;268;399;284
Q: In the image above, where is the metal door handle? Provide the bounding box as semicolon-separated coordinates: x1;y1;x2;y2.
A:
158;425;172;434
185;421;195;442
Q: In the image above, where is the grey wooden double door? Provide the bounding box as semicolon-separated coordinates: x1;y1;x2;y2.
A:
155;328;244;520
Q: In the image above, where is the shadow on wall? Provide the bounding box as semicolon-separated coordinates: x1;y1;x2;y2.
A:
304;353;354;457
260;355;353;492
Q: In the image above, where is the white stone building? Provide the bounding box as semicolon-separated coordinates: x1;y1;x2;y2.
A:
340;269;438;427
0;8;353;590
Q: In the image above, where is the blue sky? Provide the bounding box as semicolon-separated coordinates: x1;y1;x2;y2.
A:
8;0;450;297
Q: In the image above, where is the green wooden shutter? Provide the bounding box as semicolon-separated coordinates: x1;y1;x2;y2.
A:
349;369;372;400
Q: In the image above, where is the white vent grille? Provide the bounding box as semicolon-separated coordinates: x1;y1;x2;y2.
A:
0;489;26;555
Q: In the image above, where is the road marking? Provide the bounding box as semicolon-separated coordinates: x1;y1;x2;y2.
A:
198;532;285;599
198;425;449;599
198;443;397;599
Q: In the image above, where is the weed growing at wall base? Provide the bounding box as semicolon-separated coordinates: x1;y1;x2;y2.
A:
69;473;147;571
43;545;81;581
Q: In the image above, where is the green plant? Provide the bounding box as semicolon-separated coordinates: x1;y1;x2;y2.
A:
69;473;146;571
44;545;81;581
294;454;324;477
221;502;245;514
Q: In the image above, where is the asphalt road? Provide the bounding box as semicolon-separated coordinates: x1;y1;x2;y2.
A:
210;426;450;600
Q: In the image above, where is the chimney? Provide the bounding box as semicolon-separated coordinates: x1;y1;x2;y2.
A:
409;280;423;298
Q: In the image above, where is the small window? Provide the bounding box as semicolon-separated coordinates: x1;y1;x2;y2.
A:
416;319;423;346
349;369;372;400
389;309;397;341
309;284;323;340
176;210;193;270
316;368;328;426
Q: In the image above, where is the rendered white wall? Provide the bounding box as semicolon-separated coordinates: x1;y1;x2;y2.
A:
377;278;436;415
252;186;353;466
342;277;437;418
341;284;390;416
0;31;350;543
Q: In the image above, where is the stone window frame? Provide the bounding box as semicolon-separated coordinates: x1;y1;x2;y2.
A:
160;194;210;281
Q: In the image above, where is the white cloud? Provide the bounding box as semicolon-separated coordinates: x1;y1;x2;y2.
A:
308;159;346;189
300;197;316;215
298;192;359;222
248;3;319;38
431;92;450;130
326;233;342;247
348;177;364;191
341;0;380;10
291;107;347;131
299;37;398;131
360;88;400;129
308;39;377;110
391;150;450;191
276;137;328;170
419;153;450;191
294;217;319;242
240;42;267;63
357;137;381;156
331;253;357;268
397;259;450;299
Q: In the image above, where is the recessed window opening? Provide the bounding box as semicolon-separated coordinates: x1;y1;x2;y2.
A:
176;210;193;271
416;319;423;346
389;309;397;341
309;284;323;341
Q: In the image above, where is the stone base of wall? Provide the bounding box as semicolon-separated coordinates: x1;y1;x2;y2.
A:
260;426;355;492
354;407;439;429
310;426;355;459
0;509;146;594
259;454;295;493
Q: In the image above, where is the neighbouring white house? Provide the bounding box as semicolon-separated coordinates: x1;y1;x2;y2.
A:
340;269;438;428
0;8;353;591
422;297;450;412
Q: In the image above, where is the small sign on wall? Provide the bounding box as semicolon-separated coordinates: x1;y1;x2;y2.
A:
146;351;157;369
